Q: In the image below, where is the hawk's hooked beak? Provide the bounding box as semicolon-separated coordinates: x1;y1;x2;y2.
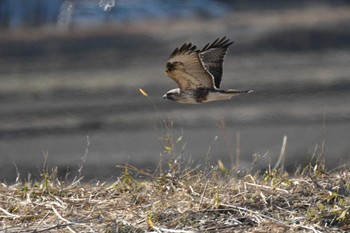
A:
162;94;167;99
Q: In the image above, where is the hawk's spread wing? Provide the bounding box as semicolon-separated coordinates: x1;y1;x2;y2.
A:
199;37;233;89
165;37;233;91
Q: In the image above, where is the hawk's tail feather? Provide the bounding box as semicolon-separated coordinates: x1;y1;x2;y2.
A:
221;89;254;94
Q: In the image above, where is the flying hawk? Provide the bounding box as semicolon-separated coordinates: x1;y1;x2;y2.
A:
163;37;253;104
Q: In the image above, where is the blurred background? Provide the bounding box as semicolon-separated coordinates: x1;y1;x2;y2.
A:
0;0;350;182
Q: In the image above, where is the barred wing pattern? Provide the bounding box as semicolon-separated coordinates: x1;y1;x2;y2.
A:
165;37;233;91
199;37;233;89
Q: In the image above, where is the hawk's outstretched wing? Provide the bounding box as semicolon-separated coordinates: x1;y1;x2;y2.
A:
199;37;233;89
165;37;233;91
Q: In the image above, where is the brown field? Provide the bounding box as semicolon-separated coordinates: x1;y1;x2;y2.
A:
0;5;350;232
1;160;350;232
1;6;350;181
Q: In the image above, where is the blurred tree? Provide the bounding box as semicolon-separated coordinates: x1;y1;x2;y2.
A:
0;0;62;29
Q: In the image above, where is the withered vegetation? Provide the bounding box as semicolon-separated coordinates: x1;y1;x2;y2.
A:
0;158;349;232
1;100;350;232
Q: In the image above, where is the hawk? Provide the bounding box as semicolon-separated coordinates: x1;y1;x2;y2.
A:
163;37;253;104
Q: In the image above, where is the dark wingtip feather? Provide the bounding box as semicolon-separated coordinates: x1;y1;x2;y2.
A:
169;36;233;58
169;42;197;59
199;36;234;52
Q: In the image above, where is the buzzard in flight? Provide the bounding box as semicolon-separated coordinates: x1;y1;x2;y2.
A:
163;37;253;104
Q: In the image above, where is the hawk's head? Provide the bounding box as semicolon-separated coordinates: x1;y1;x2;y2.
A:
163;88;180;101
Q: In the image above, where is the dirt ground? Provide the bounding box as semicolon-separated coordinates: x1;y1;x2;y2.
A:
0;6;349;182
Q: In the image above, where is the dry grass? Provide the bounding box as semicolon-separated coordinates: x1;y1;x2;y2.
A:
0;159;349;232
1;5;349;232
1;101;349;232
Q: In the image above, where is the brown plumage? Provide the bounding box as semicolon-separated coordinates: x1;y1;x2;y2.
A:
163;37;253;104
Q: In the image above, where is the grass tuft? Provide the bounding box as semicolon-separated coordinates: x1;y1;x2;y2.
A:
1;91;349;232
1;157;349;232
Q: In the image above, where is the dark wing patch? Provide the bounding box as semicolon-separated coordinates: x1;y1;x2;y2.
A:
165;42;215;91
165;37;233;91
198;37;233;89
